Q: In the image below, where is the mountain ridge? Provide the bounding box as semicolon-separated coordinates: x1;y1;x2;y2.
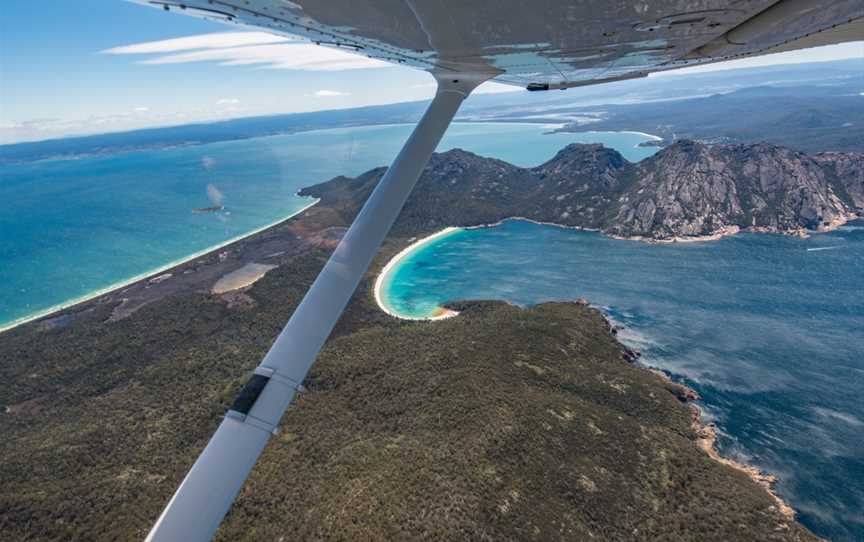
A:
302;140;863;241
1;140;841;541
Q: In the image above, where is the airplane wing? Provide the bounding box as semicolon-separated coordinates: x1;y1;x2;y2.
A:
138;0;863;89
138;2;863;541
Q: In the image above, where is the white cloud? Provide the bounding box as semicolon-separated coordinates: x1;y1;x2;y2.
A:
215;98;240;105
103;32;389;71
102;32;293;54
133;106;150;113
314;90;350;97
0;106;256;144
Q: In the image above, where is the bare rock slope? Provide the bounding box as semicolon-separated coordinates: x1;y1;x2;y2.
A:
303;140;863;241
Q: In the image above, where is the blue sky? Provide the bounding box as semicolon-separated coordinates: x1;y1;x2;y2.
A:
1;0;861;144
0;0;448;143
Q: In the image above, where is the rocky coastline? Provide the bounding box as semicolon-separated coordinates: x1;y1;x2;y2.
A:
375;228;803;524
597;306;799;521
299;141;864;246
1;141;833;540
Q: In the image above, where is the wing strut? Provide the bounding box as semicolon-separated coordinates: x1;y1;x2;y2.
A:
146;72;491;542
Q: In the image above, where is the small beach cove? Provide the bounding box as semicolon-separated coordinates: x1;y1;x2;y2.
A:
376;217;864;541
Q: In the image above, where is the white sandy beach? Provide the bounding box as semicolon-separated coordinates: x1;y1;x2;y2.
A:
0;199;319;334
619;130;663;141
373;227;463;321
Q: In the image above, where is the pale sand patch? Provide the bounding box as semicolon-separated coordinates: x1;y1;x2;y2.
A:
212;263;278;294
0;198;318;335
374;227;462;321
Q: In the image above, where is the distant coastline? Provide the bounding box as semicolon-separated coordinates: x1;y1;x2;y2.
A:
1;124;662;336
0;199;319;334
0;120;609;166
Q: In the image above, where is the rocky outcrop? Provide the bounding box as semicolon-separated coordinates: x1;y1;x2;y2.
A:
302;140;864;241
607;141;858;239
815;151;864;209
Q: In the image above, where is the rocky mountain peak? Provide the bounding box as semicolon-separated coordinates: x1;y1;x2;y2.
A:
538;143;627;171
306;141;863;241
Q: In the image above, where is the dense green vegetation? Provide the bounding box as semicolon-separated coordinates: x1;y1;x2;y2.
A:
1;152;820;540
570;82;864;154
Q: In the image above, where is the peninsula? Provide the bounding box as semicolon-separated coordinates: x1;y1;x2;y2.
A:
2;141;849;541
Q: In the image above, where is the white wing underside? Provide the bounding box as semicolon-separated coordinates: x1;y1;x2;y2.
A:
137;0;863;88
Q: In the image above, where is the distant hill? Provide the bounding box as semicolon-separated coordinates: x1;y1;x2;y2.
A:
4;58;861;163
302;141;864;241
0;101;431;164
567;78;864;154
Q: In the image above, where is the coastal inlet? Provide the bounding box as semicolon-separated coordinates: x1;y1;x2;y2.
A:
376;218;864;542
0;123;659;331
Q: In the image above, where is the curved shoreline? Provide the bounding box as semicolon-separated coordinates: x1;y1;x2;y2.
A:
373;227;463;321
374;213;863;320
620;130;663;141
371;216;737;319
0;199;319;334
373;217;802;521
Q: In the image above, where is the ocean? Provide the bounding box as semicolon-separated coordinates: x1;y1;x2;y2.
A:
6;118;859;540
380;218;864;541
0;123;657;330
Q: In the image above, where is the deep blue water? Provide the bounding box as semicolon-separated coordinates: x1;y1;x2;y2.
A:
382;219;864;541
0;124;656;329
8;117;858;540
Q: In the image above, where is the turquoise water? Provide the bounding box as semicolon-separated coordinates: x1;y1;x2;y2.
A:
0;124;656;329
382;218;864;541
3;116;862;540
